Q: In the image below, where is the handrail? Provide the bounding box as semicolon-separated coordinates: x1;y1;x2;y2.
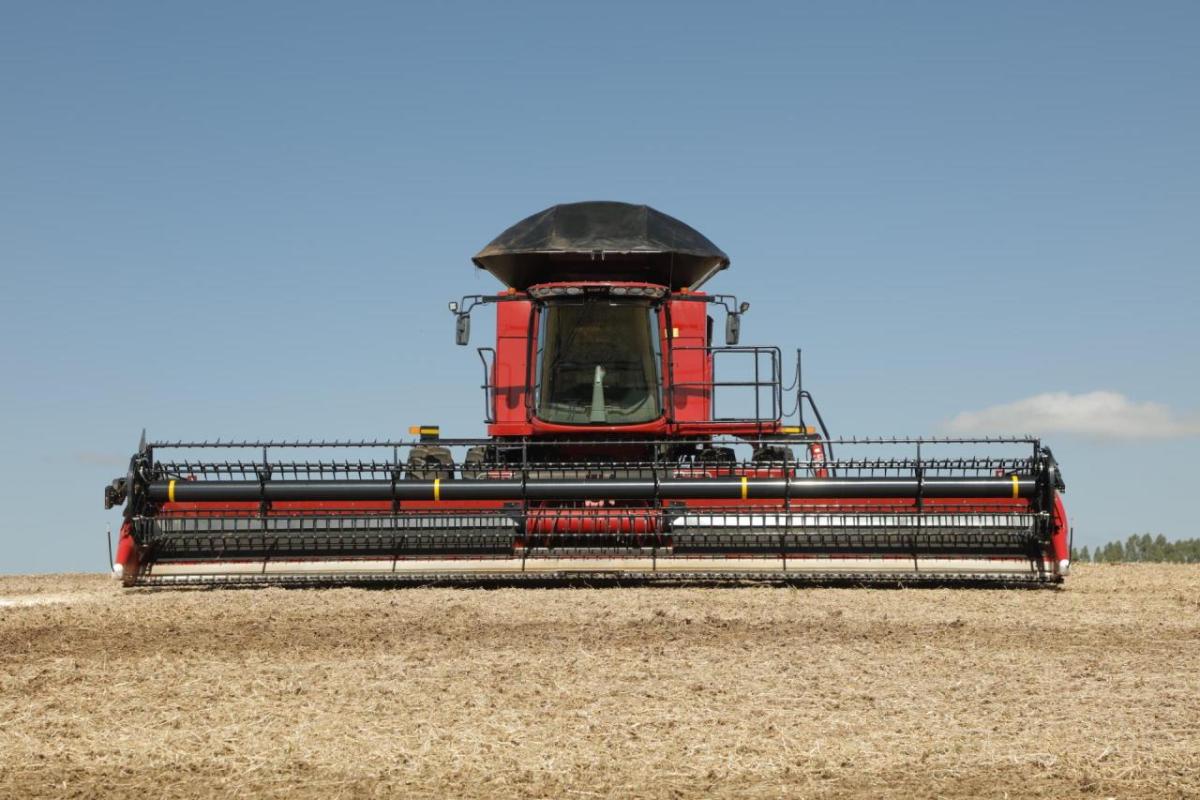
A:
670;345;783;423
477;347;497;423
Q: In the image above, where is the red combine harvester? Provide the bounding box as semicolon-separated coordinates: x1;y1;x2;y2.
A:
104;202;1069;586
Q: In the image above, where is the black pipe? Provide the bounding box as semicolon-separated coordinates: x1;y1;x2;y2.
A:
150;476;1037;503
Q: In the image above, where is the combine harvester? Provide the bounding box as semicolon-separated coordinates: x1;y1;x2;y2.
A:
104;202;1069;586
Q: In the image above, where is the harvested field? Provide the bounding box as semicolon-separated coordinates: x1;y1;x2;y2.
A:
1;566;1198;799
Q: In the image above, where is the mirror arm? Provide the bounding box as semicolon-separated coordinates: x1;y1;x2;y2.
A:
448;293;525;347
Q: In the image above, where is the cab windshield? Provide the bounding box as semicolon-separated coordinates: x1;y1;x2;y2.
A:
536;299;662;425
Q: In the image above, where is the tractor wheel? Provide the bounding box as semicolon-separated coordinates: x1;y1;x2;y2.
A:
462;446;489;480
695;446;737;475
406;445;455;481
752;446;794;466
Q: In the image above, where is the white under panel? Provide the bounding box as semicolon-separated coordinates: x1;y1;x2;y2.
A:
142;555;1041;579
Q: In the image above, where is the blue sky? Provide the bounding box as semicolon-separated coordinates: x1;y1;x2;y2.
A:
2;1;1197;572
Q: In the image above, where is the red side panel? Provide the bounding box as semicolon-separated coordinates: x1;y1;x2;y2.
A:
1051;494;1070;570
114;520;140;586
490;299;533;433
667;297;711;422
808;442;829;478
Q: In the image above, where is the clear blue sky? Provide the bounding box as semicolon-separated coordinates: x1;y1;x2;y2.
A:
2;1;1197;572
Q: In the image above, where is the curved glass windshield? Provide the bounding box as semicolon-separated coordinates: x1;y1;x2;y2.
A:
536;300;662;425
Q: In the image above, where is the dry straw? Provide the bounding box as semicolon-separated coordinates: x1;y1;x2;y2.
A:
1;565;1198;798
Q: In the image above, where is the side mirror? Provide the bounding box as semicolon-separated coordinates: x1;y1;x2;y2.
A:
725;313;741;346
455;314;471;346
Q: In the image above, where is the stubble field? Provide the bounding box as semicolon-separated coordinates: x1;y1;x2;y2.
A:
1;565;1198;799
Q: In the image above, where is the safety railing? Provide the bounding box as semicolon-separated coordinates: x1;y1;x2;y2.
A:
477;347;497;423
669;345;783;423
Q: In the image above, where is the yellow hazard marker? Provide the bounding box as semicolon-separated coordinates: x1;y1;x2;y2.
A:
409;426;441;436
741;476;749;500
433;478;441;502
168;480;176;503
1012;475;1020;498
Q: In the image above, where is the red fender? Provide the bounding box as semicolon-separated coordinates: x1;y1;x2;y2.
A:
1050;494;1070;577
808;442;829;479
113;521;141;587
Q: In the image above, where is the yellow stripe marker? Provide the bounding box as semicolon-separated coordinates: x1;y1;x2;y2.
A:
433;478;441;502
741;476;749;500
1011;475;1020;498
168;480;176;503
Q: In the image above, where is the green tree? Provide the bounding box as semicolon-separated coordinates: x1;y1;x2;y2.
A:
1105;541;1125;562
1085;536;1200;563
1139;533;1154;561
1152;537;1171;563
1125;534;1141;562
1184;539;1200;563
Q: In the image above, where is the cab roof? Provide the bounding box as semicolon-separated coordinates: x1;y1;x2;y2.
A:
472;201;730;291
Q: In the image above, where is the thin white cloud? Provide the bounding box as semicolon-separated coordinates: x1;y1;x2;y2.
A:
944;391;1200;439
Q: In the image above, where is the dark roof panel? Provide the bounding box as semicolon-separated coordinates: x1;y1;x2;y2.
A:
472;201;730;290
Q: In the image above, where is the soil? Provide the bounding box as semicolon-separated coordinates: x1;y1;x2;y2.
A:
1;565;1198;799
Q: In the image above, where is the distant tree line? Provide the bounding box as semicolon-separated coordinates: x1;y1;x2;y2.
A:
1070;534;1200;563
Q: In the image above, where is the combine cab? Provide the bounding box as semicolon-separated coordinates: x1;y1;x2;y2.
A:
104;201;1069;586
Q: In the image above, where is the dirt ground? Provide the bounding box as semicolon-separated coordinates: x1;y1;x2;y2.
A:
1;565;1198;799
